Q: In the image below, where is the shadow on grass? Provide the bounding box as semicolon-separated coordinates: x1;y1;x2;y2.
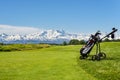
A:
78;54;120;61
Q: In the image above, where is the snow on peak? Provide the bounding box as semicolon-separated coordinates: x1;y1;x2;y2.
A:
0;29;90;44
0;33;8;37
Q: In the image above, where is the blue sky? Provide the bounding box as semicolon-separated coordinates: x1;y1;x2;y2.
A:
0;0;120;34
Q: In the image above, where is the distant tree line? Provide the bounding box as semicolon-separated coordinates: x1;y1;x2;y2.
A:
62;39;86;45
62;38;120;45
103;38;120;42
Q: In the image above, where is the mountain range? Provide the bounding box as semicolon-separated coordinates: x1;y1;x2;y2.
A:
0;30;90;44
0;29;119;44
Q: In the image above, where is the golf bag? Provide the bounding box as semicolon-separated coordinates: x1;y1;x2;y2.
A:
80;28;118;60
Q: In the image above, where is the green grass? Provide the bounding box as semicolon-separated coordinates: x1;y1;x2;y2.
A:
0;42;120;80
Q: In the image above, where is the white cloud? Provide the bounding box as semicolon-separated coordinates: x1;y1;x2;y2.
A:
0;24;42;35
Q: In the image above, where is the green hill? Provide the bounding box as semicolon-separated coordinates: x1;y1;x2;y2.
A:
0;42;120;80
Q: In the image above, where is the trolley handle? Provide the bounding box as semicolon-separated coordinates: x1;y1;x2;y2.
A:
101;28;118;40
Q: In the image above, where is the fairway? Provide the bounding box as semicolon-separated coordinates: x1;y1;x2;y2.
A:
0;42;120;80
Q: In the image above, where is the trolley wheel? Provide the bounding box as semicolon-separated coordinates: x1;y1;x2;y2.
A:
79;56;84;59
92;55;97;61
96;55;101;61
98;52;106;59
79;55;88;60
92;55;96;61
92;55;101;61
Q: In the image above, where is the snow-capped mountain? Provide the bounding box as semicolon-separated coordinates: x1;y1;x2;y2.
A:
0;30;90;44
0;29;119;44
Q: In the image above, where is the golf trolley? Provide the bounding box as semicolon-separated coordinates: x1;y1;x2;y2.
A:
80;28;118;61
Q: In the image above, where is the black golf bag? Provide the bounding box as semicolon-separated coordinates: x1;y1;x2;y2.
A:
80;28;118;60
